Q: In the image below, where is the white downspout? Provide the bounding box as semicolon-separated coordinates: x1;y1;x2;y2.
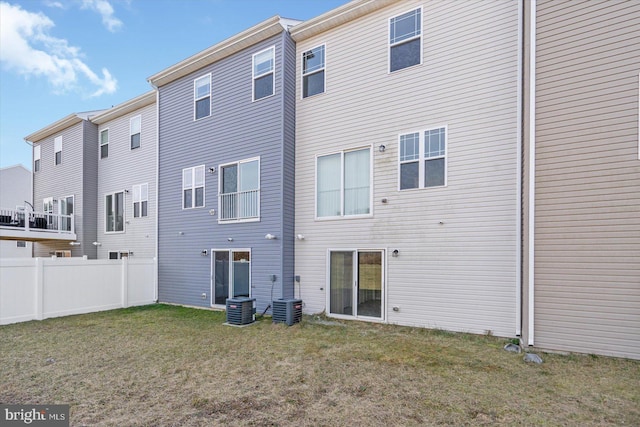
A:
527;0;537;346
150;83;160;303
515;0;523;337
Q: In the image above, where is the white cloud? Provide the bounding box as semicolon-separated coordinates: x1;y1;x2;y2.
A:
43;1;65;9
80;0;122;32
0;2;117;97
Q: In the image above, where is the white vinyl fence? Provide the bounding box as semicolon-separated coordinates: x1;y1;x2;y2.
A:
0;257;156;325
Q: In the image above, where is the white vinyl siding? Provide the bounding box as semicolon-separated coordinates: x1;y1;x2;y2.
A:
54;136;62;165
295;0;519;337
252;46;275;101
194;74;211;120
183;165;205;209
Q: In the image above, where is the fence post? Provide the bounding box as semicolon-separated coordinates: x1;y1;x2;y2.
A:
35;258;44;320
122;257;129;308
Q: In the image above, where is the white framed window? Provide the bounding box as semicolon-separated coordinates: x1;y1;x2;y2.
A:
43;197;55;214
183;165;205;209
194;74;211;120
109;251;130;260
219;157;260;222
54;136;62;165
17;241;26;248
105;191;125;233
34;145;41;172
316;147;371;219
253;46;275;101
100;129;109;159
54;250;71;258
132;183;148;218
389;7;422;72
399;126;447;190
302;44;325;98
130;116;141;150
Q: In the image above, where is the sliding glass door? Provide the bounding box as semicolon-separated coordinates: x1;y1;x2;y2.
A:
212;249;251;305
329;250;383;319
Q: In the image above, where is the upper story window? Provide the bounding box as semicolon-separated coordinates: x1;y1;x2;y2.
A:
105;191;124;233
219;158;260;222
399;126;446;190
316;148;371;219
130;116;141;150
253;47;275;101
194;74;211;120
100;129;109;159
183;165;205;209
132;183;148;218
54;136;62;165
34;145;41;172
389;7;422;72
302;45;325;98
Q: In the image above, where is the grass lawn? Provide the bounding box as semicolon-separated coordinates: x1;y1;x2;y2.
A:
1;304;638;426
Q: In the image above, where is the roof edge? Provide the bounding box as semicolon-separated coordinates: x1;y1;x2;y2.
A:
24;114;84;143
290;0;395;41
91;90;156;125
148;15;288;87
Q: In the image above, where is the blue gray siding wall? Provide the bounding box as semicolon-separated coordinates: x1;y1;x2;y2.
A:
82;120;98;259
157;31;295;311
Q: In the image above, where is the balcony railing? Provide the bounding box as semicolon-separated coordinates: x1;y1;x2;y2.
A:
0;207;75;237
218;189;259;221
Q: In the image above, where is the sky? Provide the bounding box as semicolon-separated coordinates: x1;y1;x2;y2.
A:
0;0;348;170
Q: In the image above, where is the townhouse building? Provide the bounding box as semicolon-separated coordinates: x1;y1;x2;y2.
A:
149;16;299;311
291;0;522;337
91;91;157;260
0;164;33;258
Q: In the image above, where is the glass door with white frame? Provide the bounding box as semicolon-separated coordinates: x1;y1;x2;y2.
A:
329;250;383;319
212;249;251;305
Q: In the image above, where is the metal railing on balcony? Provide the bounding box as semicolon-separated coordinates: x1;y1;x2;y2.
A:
218;189;259;221
0;207;75;234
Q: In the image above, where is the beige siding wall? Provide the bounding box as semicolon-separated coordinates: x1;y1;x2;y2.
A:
534;0;640;359
294;0;520;337
96;102;157;259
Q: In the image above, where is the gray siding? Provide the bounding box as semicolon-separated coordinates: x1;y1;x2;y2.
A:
33;121;91;258
96;102;157;259
533;0;640;359
294;0;520;336
82;120;98;259
0;165;33;258
158;31;295;311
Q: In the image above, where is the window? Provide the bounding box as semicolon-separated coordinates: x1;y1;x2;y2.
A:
317;148;371;218
54;250;71;258
219;158;260;221
302;45;325;98
105;191;124;232
60;195;73;231
194;74;211;120
399;127;446;190
183;165;205;209
132;183;148;218
253;47;275;101
100;129;109;158
109;251;130;260
130;116;141;149
43;197;54;214
212;250;251;305
54;136;62;165
34;145;41;172
17;241;26;248
389;7;422;72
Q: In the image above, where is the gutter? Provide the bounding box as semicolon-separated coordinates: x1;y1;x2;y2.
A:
149;82;160;304
527;0;537;346
516;0;523;337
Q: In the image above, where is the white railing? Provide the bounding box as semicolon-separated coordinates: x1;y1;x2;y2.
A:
218;189;259;221
0;207;75;234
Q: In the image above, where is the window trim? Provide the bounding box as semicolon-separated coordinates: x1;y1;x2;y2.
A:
132;183;149;218
129;116;141;150
54;136;62;165
34;145;41;172
252;46;276;102
182;165;206;210
388;6;423;74
100;128;109;159
315;146;373;221
193;73;212;121
218;157;261;223
105;190;125;234
301;43;326;99
397;125;448;191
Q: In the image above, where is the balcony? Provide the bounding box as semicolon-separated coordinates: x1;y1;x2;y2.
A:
218;189;260;222
0;208;76;241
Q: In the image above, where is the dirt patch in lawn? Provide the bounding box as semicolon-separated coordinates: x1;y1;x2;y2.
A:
1;304;638;426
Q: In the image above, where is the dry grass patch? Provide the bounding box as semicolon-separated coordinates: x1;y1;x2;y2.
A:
1;304;638;426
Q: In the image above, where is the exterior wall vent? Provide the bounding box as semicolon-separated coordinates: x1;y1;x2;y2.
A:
272;298;302;326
